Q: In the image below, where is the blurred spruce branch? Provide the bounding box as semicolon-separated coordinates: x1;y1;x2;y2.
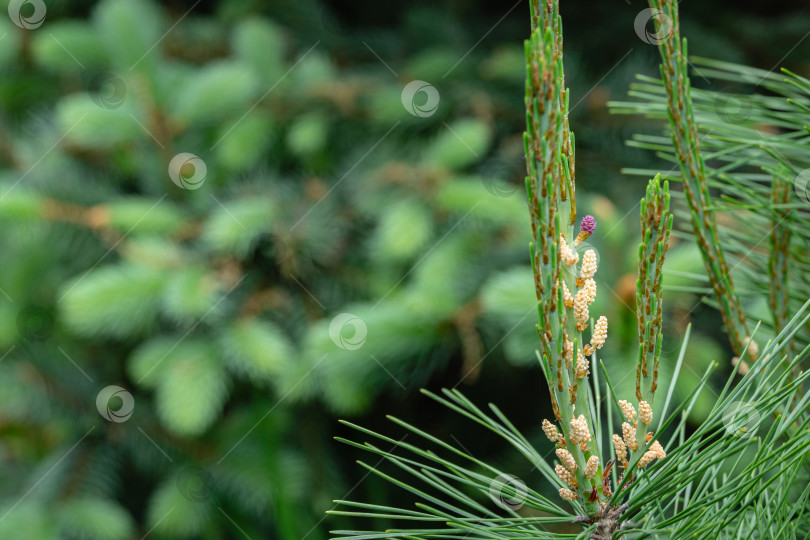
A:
0;0;541;537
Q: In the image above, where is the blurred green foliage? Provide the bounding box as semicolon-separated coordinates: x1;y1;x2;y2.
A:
1;0;808;538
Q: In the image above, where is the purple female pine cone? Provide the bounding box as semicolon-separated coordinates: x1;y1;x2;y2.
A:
580;215;596;235
574;215;597;246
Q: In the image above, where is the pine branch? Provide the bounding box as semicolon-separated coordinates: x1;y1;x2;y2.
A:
635;175;673;403
609;58;810;351
523;0;565;397
647;0;753;360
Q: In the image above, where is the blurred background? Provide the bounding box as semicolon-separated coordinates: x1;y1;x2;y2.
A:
1;0;808;538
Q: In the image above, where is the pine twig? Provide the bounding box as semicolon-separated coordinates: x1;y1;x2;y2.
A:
635;175;673;403
767;167;792;355
647;0;753;360
524;0;567;420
